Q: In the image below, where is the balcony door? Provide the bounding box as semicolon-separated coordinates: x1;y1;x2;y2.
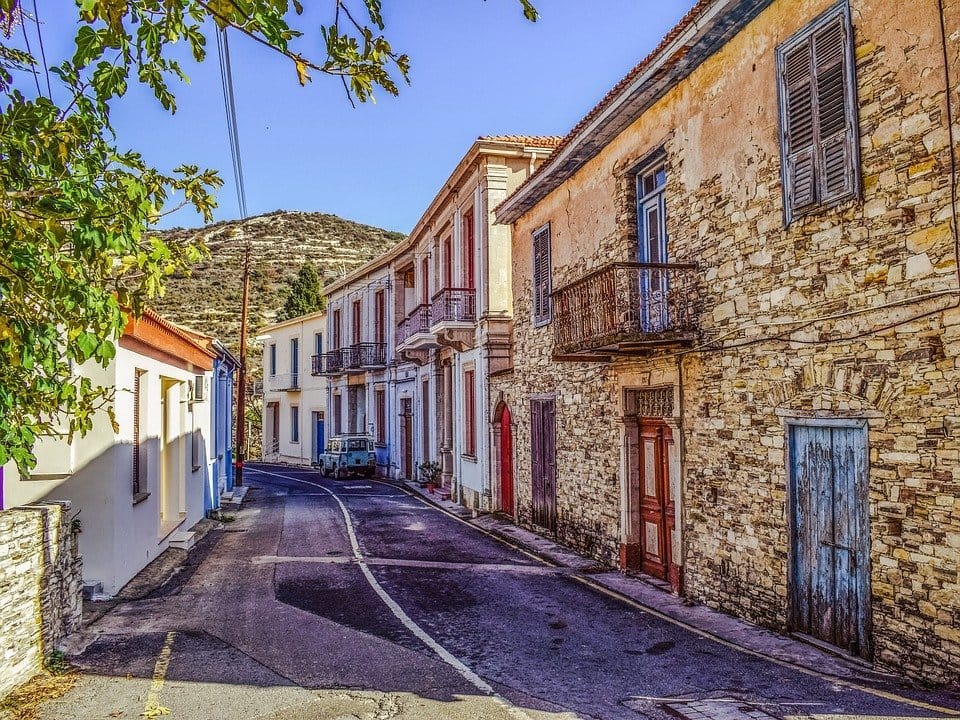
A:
636;164;669;332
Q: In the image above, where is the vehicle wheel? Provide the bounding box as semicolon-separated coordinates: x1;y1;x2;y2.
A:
319;464;327;477
334;465;342;480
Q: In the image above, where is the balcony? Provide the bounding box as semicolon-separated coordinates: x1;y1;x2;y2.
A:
430;288;476;327
266;372;300;391
552;262;698;357
345;342;387;372
396;304;436;351
312;349;350;376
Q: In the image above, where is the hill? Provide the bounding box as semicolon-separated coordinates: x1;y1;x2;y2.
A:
152;210;405;353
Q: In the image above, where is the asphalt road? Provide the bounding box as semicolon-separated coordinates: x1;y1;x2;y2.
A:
37;463;960;720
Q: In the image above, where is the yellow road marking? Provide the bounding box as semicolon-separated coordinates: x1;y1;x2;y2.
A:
141;631;175;718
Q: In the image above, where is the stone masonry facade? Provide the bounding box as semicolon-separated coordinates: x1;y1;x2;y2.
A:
495;0;960;685
0;502;83;698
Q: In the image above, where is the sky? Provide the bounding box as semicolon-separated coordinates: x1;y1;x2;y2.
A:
30;1;696;234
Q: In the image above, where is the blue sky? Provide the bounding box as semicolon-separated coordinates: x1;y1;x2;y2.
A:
33;1;695;233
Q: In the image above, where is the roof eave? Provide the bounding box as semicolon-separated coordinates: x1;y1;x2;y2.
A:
496;0;774;226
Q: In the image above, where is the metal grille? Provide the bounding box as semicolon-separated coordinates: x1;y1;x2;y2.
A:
627;386;674;418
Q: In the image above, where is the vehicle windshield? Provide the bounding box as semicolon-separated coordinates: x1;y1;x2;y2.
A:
347;439;368;451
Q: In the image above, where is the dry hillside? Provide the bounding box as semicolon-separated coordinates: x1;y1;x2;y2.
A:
152;210;405;353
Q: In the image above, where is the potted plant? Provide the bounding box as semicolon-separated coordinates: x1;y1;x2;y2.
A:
417;461;442;493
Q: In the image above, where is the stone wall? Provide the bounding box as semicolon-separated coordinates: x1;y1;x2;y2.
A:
0;502;83;698
500;0;960;685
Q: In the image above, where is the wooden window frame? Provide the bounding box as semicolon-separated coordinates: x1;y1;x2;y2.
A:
532;223;552;327
268;343;277;376
462;208;475;290
351;299;362;345
374;289;386;345
776;2;861;224
290;337;299;377
442;236;453;291
375;387;386;445
332;309;342;350
314;331;323;357
132;369;148;502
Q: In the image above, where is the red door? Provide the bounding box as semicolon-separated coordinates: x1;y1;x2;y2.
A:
637;420;675;581
500;404;514;513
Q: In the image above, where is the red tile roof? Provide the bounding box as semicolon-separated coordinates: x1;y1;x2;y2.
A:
478;135;565;149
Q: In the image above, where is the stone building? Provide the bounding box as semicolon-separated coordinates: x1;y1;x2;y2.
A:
494;0;959;683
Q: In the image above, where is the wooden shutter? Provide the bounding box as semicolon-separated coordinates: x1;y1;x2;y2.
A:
463;210;475;290
465;370;475;455
133;371;142;495
813;17;855;203
782;41;818;211
532;224;551;326
778;7;858;221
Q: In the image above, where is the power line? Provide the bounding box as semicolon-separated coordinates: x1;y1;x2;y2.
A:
17;8;42;98
30;0;51;99
215;27;248;220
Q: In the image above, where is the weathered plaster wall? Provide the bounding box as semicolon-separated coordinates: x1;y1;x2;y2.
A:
501;0;960;683
0;502;82;699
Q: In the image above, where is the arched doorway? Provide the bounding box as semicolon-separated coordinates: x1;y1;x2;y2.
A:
494;402;514;515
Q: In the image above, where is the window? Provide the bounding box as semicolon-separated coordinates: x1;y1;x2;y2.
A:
374;290;386;345
420;257;430;304
636;163;667;263
352;299;362;345
291;405;300;443
532;223;552;326
777;4;860;223
464;369;476;456
442;236;453;290
333;309;342;349
314;332;323;357
133;369;146;498
375;387;386;444
269;343;277;376
290;337;299;381
333;394;342;435
462;209;475;290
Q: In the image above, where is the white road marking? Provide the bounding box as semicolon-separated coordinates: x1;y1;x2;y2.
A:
253;554;562;574
247;467;535;720
342;485;373;489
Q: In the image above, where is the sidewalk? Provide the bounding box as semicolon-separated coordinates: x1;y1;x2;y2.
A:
399;479;960;710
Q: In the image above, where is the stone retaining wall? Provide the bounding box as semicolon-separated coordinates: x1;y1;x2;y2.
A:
0;502;83;698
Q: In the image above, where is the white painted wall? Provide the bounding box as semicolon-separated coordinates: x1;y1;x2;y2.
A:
259;313;327;466
3;344;214;595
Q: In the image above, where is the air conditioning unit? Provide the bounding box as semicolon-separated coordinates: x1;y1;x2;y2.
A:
192;375;207;402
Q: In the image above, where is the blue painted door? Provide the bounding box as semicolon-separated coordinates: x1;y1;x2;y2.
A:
789;423;870;658
312;412;325;465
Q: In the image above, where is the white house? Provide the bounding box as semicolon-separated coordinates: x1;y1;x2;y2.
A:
258;310;328;465
1;308;218;596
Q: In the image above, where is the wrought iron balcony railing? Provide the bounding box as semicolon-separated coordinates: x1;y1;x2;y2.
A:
552;262;698;356
344;342;387;370
312;349;350;375
396;304;431;347
266;372;300;391
430;288;476;326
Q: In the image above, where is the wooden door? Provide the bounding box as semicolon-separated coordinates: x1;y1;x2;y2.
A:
636;420;674;580
270;402;280;454
530;399;556;531
312;412;325;464
401;398;413;480
500;404;514;514
789;423;870;657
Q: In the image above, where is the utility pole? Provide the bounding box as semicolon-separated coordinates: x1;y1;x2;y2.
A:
235;245;251;486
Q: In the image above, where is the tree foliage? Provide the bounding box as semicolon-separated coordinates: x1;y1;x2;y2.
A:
278;262;325;321
0;0;537;477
